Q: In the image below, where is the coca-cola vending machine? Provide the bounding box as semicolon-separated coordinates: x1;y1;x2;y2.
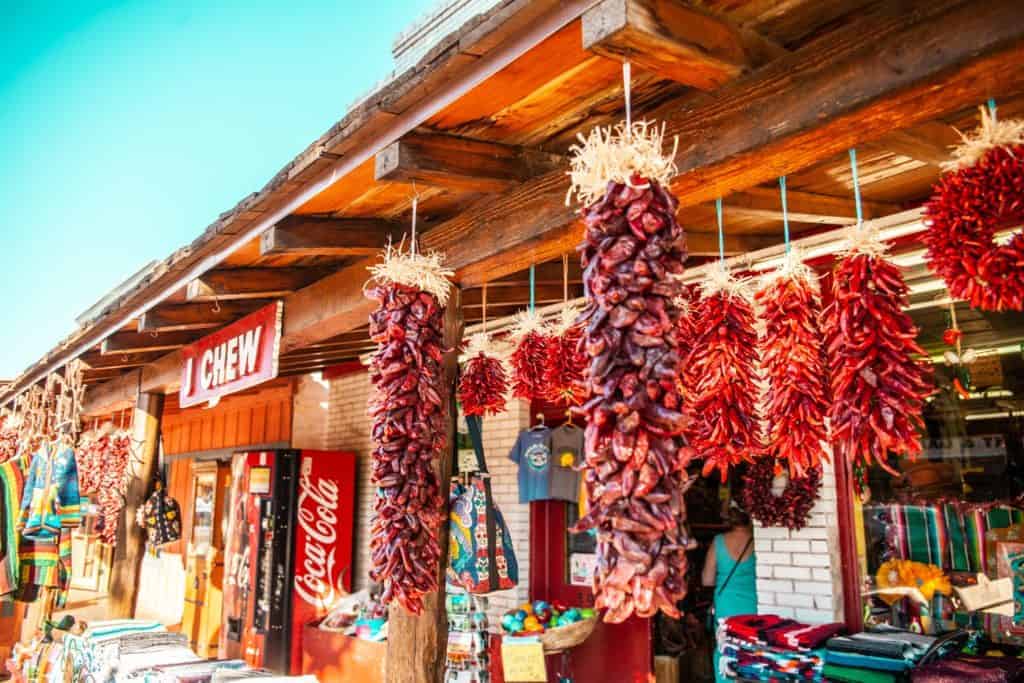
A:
220;449;356;674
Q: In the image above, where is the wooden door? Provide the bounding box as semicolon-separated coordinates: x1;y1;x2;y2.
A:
182;461;231;655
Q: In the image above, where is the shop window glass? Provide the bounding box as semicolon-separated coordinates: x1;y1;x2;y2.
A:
855;300;1024;641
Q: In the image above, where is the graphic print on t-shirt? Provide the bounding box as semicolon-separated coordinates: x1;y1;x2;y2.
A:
524;442;549;471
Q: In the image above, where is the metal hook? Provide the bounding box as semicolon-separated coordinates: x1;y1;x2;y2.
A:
211;296;221;314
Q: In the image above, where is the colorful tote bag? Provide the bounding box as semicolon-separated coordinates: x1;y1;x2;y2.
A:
447;415;518;594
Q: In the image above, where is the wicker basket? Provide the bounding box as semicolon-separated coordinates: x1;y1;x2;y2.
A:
538;615;598;654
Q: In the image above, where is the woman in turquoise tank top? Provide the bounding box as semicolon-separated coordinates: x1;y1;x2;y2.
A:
702;503;757;683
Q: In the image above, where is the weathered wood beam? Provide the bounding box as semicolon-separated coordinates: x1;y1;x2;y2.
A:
81;351;166;371
685;187;899;225
582;0;783;90
259;216;398;257
186;267;327;302
374;133;562;193
663;0;1024;204
101;330;202;355
138;300;272;333
877;128;953;167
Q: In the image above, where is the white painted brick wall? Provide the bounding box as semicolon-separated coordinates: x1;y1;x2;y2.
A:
753;459;844;625
326;369;531;630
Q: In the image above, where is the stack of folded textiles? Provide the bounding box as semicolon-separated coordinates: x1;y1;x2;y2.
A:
823;629;936;683
718;615;846;681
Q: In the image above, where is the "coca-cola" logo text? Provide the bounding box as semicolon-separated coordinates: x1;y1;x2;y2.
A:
295;457;345;609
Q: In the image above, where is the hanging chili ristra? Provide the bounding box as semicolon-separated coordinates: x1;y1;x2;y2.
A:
685;265;763;482
366;245;454;614
755;252;830;478
823;227;934;475
568;120;695;624
458;333;509;417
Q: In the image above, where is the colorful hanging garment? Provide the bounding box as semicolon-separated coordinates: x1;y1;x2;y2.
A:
20;443;82;541
18;529;74;607
0;453;29;596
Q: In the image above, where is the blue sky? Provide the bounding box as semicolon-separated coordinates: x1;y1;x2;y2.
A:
0;0;434;378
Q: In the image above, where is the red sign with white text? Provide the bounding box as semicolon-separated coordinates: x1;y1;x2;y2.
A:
179;301;282;408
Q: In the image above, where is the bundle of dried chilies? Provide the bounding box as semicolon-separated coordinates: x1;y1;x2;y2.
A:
685;265;762;481
77;423;135;544
366;245;453;614
458;333;508;416
542;305;589;406
508;310;549;400
824;228;933;475
569;121;694;623
755;252;830;478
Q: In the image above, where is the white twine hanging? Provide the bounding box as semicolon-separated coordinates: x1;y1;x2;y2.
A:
944;104;1024;172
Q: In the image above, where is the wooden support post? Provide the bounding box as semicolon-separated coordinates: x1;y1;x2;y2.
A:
385;286;463;683
107;391;164;618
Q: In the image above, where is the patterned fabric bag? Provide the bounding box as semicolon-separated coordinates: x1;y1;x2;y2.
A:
139;479;181;548
447;415;518;594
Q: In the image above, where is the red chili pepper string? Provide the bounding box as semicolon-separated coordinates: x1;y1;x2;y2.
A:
366;282;446;615
685;288;763;482
575;176;693;624
510;331;549;400
542;324;588;406
741;456;821;531
824;252;934;475
755;272;830;478
924;144;1024;311
458;353;508;416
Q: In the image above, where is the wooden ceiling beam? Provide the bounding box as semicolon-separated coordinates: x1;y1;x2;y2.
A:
186;267;327;302
81;351;166;371
691;187;900;225
260;215;398;257
876;128;954;167
138;300;272;333
582;0;784;90
101;330;202;355
663;0;1024;205
374;132;563;193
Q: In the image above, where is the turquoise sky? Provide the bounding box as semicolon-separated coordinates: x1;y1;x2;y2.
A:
0;0;434;378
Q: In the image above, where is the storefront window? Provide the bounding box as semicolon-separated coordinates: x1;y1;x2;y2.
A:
856;299;1024;640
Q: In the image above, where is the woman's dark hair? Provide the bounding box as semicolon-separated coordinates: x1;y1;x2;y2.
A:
726;504;751;529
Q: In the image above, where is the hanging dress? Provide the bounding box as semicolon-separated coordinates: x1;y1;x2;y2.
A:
713;533;758;683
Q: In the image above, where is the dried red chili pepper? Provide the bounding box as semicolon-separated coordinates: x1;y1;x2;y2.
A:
543;314;588;406
824;250;934;475
924;144;1024;312
741;456;821;531
574;177;695;624
509;314;549;401
366;282;447;614
458;351;508;416
685;271;763;482
755;263;830;478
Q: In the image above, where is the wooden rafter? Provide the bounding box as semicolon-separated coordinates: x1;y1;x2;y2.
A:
101;330;202;355
259;216;398;257
374;132;563;193
138;300;272;333
186;267;328;302
81;351;166;371
683;187;900;226
582;0;784;90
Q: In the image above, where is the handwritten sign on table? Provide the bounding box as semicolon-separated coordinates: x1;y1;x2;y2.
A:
501;638;547;682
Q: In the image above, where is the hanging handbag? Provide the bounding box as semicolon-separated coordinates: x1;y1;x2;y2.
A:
139;476;182;548
447;415;519;593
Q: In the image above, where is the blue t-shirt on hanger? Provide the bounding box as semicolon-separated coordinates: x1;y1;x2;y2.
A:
508;426;553;503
